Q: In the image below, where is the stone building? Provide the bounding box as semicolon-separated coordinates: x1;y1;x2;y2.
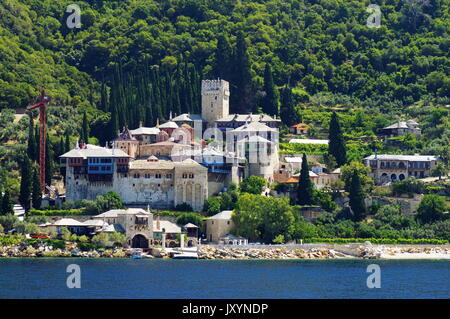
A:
130;124;160;144
364;154;439;184
206;210;234;243
60;145;208;211
139;140;191;158
378;120;421;138
201;79;230;127
115;127;140;158
152;217;182;248
93;208;153;248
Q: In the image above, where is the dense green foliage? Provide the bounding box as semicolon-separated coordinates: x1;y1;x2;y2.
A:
416;194;447;224
176;212;205;227
1;189;14;215
28;208;89;216
233;194;296;243
239;175;267;194
1;0;449;116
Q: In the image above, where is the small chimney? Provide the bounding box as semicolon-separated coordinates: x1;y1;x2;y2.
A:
139;121;143;128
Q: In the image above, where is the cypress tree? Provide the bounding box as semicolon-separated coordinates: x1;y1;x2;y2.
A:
100;82;108;111
45;134;53;187
65;132;71;152
349;171;367;222
19;158;32;212
31;167;42;209
109;104;119;140
328;112;347;167
35;125;40;163
214;34;233;80
261;64;279;116
1;189;14;215
27;114;36;162
232;32;253;114
59;136;65;157
81;111;89;143
297;154;315;205
280;86;300;126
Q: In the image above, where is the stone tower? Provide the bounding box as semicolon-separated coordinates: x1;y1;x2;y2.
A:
201;79;230;127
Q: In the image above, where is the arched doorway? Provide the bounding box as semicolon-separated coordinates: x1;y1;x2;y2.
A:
391;174;397;182
132;234;149;248
399;174;405;181
380;173;388;184
187;240;193;247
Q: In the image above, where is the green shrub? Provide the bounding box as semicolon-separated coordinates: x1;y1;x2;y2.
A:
43;239;66;249
175;203;194;212
28;209;89;216
176;213;204;227
78;242;96;251
0;235;23;246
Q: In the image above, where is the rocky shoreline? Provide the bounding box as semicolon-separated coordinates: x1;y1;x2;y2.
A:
197;245;450;260
198;246;351;259
1;243;449;259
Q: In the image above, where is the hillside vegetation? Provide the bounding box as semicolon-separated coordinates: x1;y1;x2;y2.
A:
0;0;449;192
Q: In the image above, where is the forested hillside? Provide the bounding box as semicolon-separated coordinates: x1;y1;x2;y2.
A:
1;0;449;114
0;0;449;192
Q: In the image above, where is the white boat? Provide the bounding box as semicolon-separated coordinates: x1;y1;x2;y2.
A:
172;251;198;259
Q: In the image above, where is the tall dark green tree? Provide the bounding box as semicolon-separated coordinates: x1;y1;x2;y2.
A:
58;136;65;157
27;114;37;162
19;158;32;212
231;32;254;113
109;103;119;140
261;64;279;116
81;111;89;143
297;154;315;205
213;34;233;81
35;125;40;161
31;167;42;209
348;171;367;222
65;132;71;152
45;134;53;187
328;112;347;167
280;86;300;126
1;189;14;215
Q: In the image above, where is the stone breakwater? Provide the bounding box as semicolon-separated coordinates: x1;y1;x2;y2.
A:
1;243;449;259
198;245;450;260
359;245;450;259
198;246;352;259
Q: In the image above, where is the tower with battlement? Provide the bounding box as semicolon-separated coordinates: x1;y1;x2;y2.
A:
201;79;230;127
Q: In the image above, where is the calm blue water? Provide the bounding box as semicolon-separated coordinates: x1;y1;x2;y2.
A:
0;258;448;298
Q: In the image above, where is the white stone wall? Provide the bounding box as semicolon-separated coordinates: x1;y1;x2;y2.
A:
65;162;208;211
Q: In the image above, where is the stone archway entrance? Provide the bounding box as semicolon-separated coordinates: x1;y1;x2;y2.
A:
132;234;149;248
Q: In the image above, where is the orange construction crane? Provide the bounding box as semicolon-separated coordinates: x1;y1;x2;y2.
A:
28;90;51;193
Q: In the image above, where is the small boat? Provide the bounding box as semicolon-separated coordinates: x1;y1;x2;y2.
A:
172;252;198;259
70;249;81;257
131;253;142;259
130;248;143;259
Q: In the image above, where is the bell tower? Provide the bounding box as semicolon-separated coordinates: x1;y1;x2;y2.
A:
201;79;230;127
